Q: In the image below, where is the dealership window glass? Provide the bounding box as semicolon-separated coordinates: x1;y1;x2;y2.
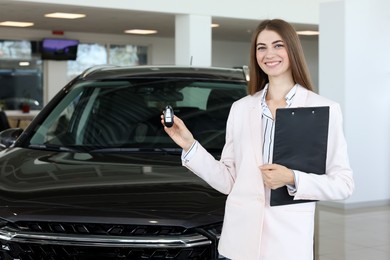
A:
67;44;148;81
67;43;107;81
109;45;147;66
0;40;43;111
0;40;31;59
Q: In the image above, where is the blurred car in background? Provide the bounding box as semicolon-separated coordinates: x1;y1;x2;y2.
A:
0;65;248;260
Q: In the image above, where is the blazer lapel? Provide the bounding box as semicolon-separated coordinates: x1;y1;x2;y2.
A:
291;84;309;107
249;91;264;166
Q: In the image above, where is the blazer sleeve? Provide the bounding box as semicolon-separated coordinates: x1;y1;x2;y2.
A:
182;104;237;195
293;103;354;201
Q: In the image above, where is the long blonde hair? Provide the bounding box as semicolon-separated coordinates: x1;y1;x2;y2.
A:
247;19;314;95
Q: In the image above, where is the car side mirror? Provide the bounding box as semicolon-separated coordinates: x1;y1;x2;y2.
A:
0;128;24;149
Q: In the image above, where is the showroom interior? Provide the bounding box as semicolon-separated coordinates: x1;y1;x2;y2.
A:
0;0;389;259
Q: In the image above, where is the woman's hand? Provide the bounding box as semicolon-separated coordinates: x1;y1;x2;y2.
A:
161;114;195;152
260;164;295;190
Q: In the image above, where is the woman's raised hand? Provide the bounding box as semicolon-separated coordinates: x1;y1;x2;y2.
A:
161;114;195;152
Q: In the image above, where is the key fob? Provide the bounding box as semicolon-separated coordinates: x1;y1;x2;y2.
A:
164;105;174;128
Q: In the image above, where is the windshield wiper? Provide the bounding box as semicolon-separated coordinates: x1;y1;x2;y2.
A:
89;147;182;154
28;144;79;152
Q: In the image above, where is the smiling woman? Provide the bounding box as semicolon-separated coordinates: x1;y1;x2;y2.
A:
162;19;353;260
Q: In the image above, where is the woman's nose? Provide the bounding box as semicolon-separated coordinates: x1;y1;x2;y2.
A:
264;47;276;57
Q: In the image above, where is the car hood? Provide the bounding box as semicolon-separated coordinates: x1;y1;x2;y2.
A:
0;148;226;227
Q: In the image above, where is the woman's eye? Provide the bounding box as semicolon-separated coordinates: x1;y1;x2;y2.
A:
275;44;284;48
257;46;266;51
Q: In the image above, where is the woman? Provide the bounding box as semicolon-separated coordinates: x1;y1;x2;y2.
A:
162;19;354;260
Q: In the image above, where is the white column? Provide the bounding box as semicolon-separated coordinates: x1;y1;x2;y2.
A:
175;14;212;66
319;0;390;207
44;60;68;103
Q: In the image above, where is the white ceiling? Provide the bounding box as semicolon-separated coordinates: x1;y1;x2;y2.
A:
0;0;318;42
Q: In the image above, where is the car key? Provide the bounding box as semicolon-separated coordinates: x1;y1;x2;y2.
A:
163;105;174;127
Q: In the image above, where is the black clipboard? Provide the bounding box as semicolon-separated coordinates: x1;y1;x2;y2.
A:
270;106;330;206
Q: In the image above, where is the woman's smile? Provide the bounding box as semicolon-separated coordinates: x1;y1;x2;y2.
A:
265;60;282;67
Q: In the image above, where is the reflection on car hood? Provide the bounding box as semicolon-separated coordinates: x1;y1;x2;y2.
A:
0;148;226;227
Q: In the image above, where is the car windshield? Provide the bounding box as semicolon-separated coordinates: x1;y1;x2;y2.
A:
28;78;247;153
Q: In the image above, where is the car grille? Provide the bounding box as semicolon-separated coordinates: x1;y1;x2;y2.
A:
0;221;218;260
16;221;188;236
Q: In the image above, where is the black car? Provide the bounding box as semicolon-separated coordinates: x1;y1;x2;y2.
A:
0;65;248;260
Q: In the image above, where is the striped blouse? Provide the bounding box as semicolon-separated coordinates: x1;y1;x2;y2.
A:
261;84;298;192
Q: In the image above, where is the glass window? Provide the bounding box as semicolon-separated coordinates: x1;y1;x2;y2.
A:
0;40;43;110
0;40;31;59
109;45;147;66
28;77;246;152
67;43;148;82
67;43;107;81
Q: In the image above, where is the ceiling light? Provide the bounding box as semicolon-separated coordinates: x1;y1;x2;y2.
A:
211;23;220;28
124;29;157;35
0;21;34;27
19;61;30;67
297;30;319;36
45;12;86;19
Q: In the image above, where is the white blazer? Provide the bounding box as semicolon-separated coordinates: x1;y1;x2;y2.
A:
183;85;354;260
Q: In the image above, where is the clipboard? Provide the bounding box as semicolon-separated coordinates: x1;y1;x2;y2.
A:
270;106;330;206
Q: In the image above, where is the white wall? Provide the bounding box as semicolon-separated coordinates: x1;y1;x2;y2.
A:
320;0;390;207
301;37;319;92
212;41;251;68
344;0;390;205
44;61;67;102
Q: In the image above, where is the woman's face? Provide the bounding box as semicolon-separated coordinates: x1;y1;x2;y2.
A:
256;29;291;79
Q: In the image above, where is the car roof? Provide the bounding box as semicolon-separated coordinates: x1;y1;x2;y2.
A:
78;65;249;82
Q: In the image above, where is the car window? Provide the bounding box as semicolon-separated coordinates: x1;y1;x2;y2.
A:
29;78;247;152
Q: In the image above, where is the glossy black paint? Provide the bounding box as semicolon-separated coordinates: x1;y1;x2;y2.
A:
0;148;226;227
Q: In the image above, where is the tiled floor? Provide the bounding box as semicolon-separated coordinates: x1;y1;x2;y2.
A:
315;204;390;260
